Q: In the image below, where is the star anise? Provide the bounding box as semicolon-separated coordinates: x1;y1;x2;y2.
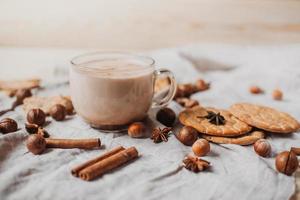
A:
198;111;225;125
183;156;210;173
151;127;172;143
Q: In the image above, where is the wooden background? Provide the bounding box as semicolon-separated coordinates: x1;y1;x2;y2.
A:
0;0;299;199
0;0;300;49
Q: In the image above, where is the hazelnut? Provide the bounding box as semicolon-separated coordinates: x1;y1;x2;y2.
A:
195;79;210;91
192;139;210;156
249;86;263;94
26;134;46;155
177;126;198;146
128;122;147;138
15;89;32;102
27;108;46;126
0;118;18;134
275;151;299;175
253;139;271;157
156;107;176;127
50;104;66;121
272;89;283;101
25;123;39;134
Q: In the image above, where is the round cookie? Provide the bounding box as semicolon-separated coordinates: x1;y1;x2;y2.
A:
0;79;40;91
229;103;300;134
202;131;265;146
179;106;252;136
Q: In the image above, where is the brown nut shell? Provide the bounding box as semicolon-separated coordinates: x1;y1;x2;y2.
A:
253;139;271;157
192;139;210;156
26;134;46;155
272;89;283;101
27;108;46;126
50;104;66;121
0;118;18;134
249;86;263;94
25;123;39;134
275;151;299;176
176;126;198;146
156;108;176;127
128;122;147;138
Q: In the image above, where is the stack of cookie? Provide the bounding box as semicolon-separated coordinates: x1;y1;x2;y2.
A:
179;103;300;145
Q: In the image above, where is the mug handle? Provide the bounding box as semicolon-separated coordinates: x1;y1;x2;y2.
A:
152;68;177;108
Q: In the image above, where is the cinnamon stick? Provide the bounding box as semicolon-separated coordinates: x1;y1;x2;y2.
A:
71;146;125;177
45;138;101;149
79;147;138;181
291;147;300;155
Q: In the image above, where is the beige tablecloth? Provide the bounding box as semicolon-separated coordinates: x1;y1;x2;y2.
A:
0;44;299;200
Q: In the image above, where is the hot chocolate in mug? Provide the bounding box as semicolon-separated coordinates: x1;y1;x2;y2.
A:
70;52;176;132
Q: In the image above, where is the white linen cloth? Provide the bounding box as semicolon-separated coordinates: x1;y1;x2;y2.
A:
0;44;299;200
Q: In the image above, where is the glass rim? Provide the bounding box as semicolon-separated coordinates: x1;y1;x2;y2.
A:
70;51;155;74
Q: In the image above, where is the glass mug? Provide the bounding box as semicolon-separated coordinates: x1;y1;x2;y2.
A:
70;52;176;132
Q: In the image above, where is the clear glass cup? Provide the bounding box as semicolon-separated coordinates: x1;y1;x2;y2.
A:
70;52;176;132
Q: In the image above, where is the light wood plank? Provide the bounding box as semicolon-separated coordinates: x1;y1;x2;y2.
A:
0;0;300;49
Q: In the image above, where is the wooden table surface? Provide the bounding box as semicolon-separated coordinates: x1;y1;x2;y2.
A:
0;0;300;49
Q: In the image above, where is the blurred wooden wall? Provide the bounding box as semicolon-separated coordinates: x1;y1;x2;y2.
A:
0;0;300;50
